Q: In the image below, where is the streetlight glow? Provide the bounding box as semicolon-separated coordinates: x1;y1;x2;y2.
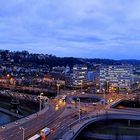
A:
57;83;60;97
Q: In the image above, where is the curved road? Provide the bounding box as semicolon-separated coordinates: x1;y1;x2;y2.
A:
0;102;65;140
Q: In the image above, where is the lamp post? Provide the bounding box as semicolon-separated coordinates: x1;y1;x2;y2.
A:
77;98;81;122
44;96;49;108
19;127;25;140
39;93;44;112
80;80;83;94
103;89;105;105
57;83;60;97
137;81;140;89
106;81;109;94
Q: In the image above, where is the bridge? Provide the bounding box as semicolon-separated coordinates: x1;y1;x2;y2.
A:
63;109;140;140
0;90;140;140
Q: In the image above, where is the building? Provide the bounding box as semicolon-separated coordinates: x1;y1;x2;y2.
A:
87;71;94;81
72;65;88;87
133;65;140;83
66;65;88;88
65;65;70;74
100;65;133;92
87;69;100;82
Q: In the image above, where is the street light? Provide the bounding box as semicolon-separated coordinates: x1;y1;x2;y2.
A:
106;81;109;94
6;74;10;78
136;81;140;89
19;126;25;140
57;83;60;97
77;98;81;122
103;88;105;105
39;93;44;112
80;80;83;94
44;96;49;108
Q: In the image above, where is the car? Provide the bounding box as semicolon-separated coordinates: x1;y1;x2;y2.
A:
82;92;85;94
14;121;18;124
69;129;73;132
1;126;5;129
92;102;97;106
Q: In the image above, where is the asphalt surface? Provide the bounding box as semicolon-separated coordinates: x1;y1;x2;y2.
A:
0;104;65;140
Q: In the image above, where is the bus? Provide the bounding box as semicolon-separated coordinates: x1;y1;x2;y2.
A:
40;127;51;137
27;134;41;140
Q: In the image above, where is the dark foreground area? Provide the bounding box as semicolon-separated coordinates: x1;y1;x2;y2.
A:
75;119;140;140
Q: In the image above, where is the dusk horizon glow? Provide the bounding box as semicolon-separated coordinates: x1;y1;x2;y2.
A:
0;0;140;59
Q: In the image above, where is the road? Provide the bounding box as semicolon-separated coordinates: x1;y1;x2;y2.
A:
46;91;135;140
47;101;106;139
0;87;135;140
0;102;65;140
48;111;79;140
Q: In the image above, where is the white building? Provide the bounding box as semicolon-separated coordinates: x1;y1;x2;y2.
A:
100;65;133;92
66;65;88;88
72;65;88;87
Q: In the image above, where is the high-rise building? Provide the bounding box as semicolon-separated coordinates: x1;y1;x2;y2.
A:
100;65;133;92
65;65;88;88
72;65;87;87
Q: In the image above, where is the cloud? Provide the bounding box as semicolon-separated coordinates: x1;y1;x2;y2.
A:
0;0;140;59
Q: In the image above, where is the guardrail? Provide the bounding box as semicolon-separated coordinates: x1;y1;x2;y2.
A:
64;111;140;140
109;99;123;108
0;102;52;140
0;101;67;140
70;113;108;140
0;102;49;131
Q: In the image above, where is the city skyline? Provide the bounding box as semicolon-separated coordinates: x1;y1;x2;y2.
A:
0;0;140;59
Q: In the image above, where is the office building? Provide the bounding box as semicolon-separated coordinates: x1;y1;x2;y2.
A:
100;65;133;92
66;65;88;88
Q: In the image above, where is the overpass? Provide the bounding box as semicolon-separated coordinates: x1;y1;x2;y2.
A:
63;108;140;140
0;89;139;140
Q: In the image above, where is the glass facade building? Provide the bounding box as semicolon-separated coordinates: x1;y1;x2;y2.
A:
100;65;133;92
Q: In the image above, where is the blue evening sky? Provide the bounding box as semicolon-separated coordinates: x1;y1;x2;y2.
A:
0;0;140;59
